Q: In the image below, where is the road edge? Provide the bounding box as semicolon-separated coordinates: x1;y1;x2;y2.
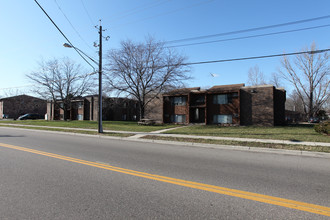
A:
1;126;329;159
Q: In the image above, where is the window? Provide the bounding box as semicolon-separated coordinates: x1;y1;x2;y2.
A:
171;96;187;106
213;93;238;104
77;102;83;109
77;114;83;120
213;94;228;104
194;95;205;104
194;108;199;120
170;114;186;123
213;115;232;124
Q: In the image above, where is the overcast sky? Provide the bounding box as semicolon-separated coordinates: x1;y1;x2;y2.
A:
1;0;330;97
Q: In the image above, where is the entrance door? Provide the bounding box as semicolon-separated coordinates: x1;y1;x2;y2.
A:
191;108;205;123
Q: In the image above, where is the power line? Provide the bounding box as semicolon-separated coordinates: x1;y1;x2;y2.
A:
109;0;170;23
110;0;164;18
54;0;95;53
2;47;328;92
167;24;330;48
3;47;328;92
165;14;330;44
80;0;95;27
33;0;96;70
178;48;330;67
112;0;214;29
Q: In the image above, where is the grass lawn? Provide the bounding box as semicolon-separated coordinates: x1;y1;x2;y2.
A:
0;120;179;132
1;120;328;143
164;124;330;143
143;135;330;153
0;124;132;137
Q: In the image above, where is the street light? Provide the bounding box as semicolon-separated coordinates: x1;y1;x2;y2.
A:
63;42;103;133
63;43;98;66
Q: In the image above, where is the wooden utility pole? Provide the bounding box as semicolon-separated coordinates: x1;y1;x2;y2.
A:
98;23;103;133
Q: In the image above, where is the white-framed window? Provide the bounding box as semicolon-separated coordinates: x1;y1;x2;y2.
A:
213;93;238;104
77;114;83;120
172;96;187;106
213;115;232;124
213;94;228;104
170;114;186;123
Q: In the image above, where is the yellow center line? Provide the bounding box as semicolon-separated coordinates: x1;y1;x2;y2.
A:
1;142;329;217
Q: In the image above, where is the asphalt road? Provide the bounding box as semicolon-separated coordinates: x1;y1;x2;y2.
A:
0;127;329;219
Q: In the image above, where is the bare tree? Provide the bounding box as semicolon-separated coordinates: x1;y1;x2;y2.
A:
323;97;330;113
105;37;191;119
279;43;329;119
247;65;266;86
269;72;283;88
286;90;305;113
2;88;26;98
27;57;95;120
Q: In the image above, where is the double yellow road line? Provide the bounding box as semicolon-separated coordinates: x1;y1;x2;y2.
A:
1;142;329;217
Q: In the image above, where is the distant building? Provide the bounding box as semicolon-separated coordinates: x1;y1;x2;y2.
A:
285;110;304;124
144;93;163;123
0;95;47;119
162;84;286;126
47;95;139;121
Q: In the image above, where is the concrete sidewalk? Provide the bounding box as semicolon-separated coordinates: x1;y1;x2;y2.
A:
149;133;330;147
1;123;329;147
127;126;183;139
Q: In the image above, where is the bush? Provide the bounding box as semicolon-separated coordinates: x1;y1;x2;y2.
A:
314;121;330;135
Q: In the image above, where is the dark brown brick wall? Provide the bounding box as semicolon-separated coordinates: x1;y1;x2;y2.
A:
274;89;286;125
0;95;46;119
239;89;253;125
240;86;275;126
162;84;286;126
47;96;139;121
144;95;163;123
102;98;139;121
206;93;240;124
83;98;91;120
163;95;189;124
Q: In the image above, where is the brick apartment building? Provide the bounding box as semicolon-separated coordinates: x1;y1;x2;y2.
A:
0;95;47;119
144;94;163;123
163;84;286;126
47;95;139;121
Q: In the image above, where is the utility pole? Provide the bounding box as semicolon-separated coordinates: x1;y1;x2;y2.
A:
98;23;103;133
63;19;106;133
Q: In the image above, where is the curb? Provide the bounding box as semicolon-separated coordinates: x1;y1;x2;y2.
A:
1;123;329;146
1;126;329;159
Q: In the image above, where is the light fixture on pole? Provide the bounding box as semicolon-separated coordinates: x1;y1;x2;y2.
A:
63;42;103;133
63;43;98;66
